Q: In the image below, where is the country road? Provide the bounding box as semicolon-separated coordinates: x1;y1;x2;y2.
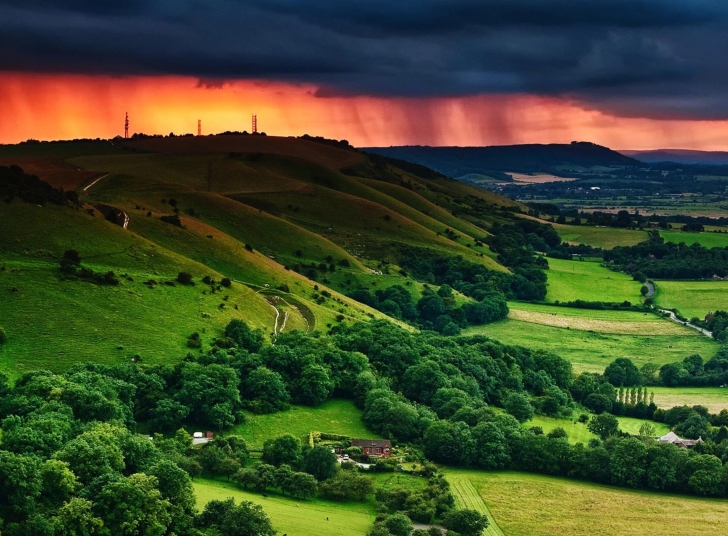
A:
645;281;712;337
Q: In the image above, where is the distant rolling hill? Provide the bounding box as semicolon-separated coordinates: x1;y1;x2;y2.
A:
621;149;728;166
364;142;640;179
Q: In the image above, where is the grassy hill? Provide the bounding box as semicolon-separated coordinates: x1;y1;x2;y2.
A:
0;134;523;375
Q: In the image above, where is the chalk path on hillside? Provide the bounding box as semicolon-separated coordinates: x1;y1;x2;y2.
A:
448;474;505;536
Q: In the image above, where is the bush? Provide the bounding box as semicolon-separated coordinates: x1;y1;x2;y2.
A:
221;277;232;288
160;214;182;227
177;272;194;285
0;327;6;344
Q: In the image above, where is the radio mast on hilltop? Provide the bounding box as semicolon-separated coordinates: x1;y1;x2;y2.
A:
124;112;129;139
198;119;201;136
252;114;257;134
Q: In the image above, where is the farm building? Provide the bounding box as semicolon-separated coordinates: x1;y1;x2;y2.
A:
657;431;703;448
351;439;391;457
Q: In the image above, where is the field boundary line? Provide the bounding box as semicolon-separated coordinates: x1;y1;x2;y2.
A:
449;474;505;536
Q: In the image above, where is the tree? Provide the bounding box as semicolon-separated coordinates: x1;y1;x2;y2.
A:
503;392;534;423
52;498;104;536
288;471;318;499
0;327;6;344
471;422;510;470
610;438;648;488
295;364;334;406
54;427;125;484
244;367;290;413
197;498;276;536
93;473;172;536
224;319;264;353
320;471;374;501
0;451;43;520
385;513;413;536
262;434;302;468
638;422;655;437
149;398;189;432
604;358;642;387
443;509;489;536
303;446;338;481
587;413;619;440
686;455;723;496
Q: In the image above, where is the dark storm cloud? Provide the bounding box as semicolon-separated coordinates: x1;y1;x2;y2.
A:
1;0;728;119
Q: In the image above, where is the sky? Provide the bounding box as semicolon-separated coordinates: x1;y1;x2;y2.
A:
1;0;728;149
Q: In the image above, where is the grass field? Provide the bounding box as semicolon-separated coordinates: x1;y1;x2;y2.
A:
229;399;377;449
507;302;685;335
0;261;274;377
447;472;505;536
650;387;728;413
465;319;719;373
545;258;641;303
444;470;728;536
551;224;647;248
654;280;728;319
194;478;375;536
526;415;669;444
659;230;728;248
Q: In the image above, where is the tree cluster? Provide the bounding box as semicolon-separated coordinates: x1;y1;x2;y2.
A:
605;234;728;279
0;369;275;536
0;165;79;206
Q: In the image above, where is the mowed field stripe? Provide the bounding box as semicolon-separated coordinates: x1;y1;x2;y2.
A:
507;308;692;335
448;473;505;536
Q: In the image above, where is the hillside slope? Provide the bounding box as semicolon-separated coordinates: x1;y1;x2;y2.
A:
0;134;525;374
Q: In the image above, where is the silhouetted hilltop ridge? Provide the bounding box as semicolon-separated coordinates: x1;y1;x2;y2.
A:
364;142;640;178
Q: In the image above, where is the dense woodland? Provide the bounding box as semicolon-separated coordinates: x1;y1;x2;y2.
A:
606;233;728;279
3;314;726;536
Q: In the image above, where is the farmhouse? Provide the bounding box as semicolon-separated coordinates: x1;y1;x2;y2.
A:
351;439;391;457
657;431;704;448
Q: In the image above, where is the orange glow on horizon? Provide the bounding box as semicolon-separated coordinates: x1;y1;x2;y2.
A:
1;72;727;150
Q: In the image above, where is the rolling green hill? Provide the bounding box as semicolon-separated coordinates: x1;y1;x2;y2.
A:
0;134;521;375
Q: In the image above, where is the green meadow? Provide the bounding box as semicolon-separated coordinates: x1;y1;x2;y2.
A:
444;470;728;536
526;415;669;444
654;280;728;319
545;258;641;303
659;230;728;248
194;478;376;536
507;302;685;335
465;319;719;373
552;224;647;249
650;387;728;414
230;399;377;450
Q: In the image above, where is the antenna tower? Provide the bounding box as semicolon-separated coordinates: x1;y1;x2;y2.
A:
198;119;201;136
124;112;129;139
252;114;257;134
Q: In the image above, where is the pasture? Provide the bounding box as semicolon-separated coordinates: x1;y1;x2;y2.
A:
444;470;728;536
230;399;377;450
465;319;719;373
194;478;375;536
551;224;647;249
526;415;669;444
659;230;728;249
650;387;728;414
654;280;728;319
0;261;274;378
545;258;641;303
507;302;685;335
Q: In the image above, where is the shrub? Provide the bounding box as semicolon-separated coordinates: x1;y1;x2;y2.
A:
160;214;182;227
221;277;232;288
0;327;6;344
177;272;194;285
